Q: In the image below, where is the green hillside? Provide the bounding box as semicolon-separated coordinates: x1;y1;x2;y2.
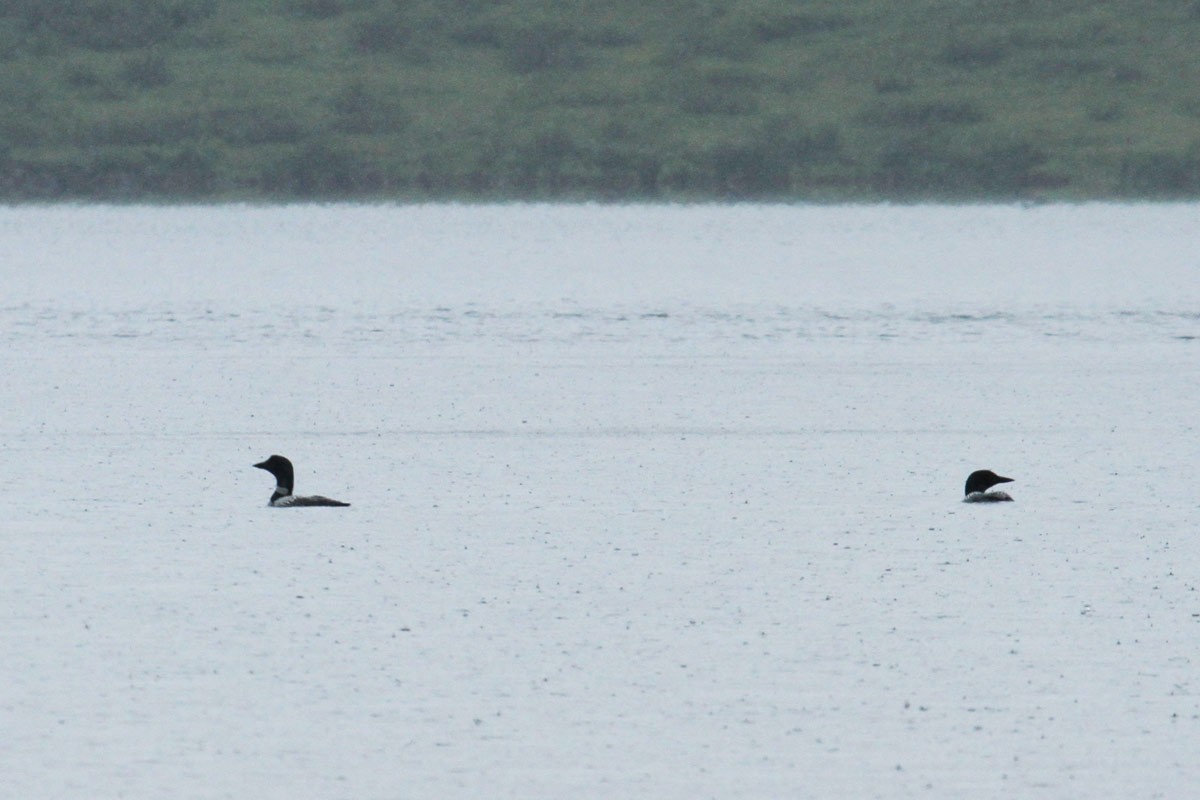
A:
2;0;1199;201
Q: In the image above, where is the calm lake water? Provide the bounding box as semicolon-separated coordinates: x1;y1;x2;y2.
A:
1;204;1198;798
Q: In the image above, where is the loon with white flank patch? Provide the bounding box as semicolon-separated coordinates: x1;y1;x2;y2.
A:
254;455;350;507
963;469;1014;503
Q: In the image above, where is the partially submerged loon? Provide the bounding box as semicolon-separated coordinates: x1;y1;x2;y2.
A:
963;469;1014;503
254;455;350;507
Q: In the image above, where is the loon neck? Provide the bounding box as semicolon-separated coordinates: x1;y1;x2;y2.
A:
964;489;1014;503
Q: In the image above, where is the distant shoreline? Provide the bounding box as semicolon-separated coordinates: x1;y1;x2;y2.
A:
3;1;1199;202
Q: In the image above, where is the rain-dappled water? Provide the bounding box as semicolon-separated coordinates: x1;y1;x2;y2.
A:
1;203;1198;798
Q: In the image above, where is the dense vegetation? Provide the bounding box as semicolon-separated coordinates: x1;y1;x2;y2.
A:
2;0;1200;201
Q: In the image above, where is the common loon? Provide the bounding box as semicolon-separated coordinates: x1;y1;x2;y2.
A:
963;469;1014;503
253;455;350;507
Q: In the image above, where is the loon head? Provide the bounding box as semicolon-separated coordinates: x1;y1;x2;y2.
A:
254;454;295;497
964;469;1013;497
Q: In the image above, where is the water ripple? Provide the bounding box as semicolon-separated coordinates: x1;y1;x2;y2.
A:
3;303;1197;347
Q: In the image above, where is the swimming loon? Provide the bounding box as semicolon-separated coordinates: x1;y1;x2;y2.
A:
963;469;1014;503
253;455;350;507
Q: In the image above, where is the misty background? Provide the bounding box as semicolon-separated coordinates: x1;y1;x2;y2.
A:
2;0;1199;202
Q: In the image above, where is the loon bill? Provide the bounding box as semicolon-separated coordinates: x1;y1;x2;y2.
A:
253;454;350;507
963;469;1014;503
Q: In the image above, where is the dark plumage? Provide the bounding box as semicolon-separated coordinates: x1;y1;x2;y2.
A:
253;455;350;507
963;469;1014;502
